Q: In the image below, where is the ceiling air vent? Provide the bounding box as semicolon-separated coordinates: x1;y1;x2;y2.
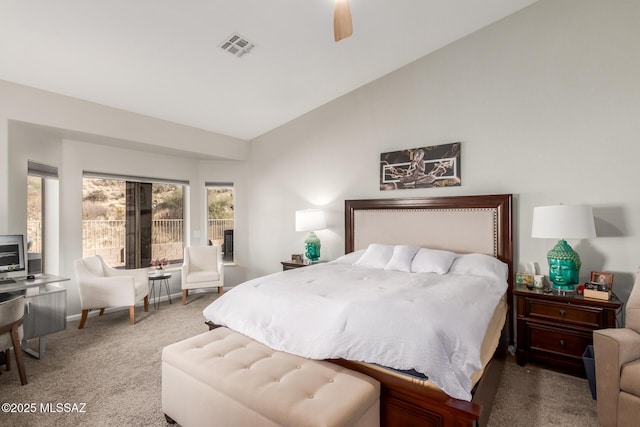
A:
220;33;255;58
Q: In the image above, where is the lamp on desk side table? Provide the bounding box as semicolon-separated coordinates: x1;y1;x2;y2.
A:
295;209;326;263
531;204;596;291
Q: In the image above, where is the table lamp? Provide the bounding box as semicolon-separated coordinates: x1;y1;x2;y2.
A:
295;209;326;263
531;205;596;291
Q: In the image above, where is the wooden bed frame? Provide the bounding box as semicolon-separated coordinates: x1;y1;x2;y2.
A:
333;193;514;427
205;193;513;426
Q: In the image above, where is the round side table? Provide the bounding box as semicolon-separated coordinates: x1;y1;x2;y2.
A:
148;272;172;309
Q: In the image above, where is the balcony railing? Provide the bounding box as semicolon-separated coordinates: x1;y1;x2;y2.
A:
26;221;42;253
207;219;234;246
29;218;234;267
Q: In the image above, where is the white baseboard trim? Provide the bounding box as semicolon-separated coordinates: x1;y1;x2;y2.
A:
65;288;224;322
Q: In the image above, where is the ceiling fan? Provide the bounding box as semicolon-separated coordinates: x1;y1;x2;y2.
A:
334;0;353;42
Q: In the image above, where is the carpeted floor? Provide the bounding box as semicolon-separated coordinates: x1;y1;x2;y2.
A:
0;293;599;426
488;355;599;426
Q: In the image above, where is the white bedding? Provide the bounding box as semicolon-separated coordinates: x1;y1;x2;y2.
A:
202;261;507;401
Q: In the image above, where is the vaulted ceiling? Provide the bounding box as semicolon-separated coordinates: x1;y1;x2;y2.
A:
0;0;538;141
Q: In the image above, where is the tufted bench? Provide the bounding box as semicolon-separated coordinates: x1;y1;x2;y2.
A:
162;327;380;427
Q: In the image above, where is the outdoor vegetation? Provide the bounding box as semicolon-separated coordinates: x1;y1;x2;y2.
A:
81;179;233;266
26;176;42;254
27;177;234;268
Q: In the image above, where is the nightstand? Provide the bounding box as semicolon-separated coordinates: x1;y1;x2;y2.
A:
280;261;326;271
280;261;309;271
514;285;622;377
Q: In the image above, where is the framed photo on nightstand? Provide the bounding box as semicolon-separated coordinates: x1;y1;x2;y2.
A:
590;271;614;290
516;273;534;287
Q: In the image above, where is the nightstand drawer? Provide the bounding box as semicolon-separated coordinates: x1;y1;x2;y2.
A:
515;287;621;377
528;323;592;358
526;299;602;328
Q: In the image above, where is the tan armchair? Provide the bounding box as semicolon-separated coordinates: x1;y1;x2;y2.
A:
73;255;149;328
0;296;27;385
181;246;224;305
594;267;640;427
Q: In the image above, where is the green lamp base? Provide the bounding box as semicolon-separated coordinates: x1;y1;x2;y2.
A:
548;239;581;291
304;231;321;263
552;283;576;292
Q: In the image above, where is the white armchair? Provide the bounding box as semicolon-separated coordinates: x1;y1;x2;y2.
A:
73;255;149;329
181;246;224;305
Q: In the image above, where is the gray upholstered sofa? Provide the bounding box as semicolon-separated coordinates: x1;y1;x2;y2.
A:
594;267;640;427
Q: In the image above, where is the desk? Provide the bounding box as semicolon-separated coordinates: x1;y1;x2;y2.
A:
148;272;172;310
0;274;69;359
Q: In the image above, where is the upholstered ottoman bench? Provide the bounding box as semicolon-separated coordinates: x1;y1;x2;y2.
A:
162;327;380;427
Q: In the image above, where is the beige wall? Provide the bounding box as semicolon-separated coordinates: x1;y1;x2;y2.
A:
247;0;640;304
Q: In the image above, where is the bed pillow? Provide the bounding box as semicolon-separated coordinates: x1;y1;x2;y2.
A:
384;245;420;272
410;248;457;274
332;249;365;264
354;244;394;269
448;253;508;281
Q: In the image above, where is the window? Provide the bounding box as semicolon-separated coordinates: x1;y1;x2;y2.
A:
27;161;59;274
27;175;43;274
206;184;234;262
82;174;185;268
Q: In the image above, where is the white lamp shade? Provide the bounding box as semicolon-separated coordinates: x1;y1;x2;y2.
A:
295;209;326;232
531;205;596;239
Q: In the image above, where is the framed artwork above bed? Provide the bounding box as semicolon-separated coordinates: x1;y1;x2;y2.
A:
380;142;461;191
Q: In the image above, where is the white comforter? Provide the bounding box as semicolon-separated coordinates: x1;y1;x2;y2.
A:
203;262;507;401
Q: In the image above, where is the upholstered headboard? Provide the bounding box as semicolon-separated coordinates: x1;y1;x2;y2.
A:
344;194;514;343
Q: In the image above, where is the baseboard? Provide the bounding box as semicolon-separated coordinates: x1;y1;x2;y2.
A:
66;287;225;322
65;291;181;322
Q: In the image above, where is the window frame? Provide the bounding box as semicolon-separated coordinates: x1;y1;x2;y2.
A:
27;160;59;275
82;172;188;269
205;182;234;263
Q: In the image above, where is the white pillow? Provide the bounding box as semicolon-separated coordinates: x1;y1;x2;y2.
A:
448;253;508;280
332;249;365;264
354;244;394;269
411;248;457;274
384;245;419;272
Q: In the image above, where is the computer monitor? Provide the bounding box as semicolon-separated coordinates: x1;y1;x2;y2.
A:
0;234;27;283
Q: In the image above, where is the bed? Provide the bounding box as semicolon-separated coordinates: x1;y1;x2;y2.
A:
205;193;513;427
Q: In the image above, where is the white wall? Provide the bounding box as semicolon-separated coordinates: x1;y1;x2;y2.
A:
1;0;639;317
0;82;250;316
0;77;249;231
198;158;251;286
247;0;640;305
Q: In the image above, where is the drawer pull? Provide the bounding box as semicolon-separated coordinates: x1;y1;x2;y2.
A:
559;309;566;316
559;339;566;348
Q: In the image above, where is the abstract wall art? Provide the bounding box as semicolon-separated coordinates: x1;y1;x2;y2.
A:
380;142;461;191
